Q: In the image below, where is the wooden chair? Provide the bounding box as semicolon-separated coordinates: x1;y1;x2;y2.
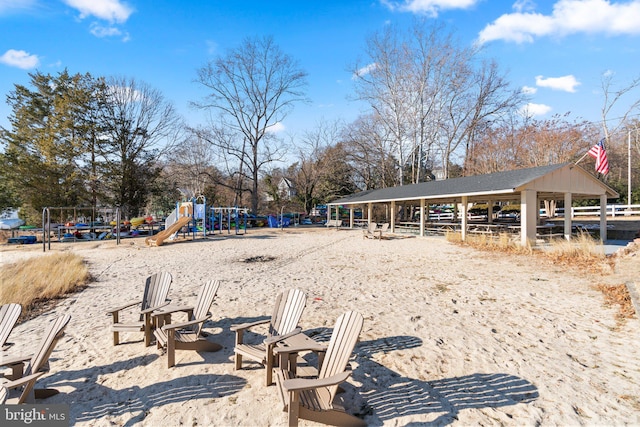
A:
375;222;389;239
276;311;365;427
1;303;21;350
107;271;172;346
231;288;307;386
363;222;378;239
153;280;222;368
0;314;71;403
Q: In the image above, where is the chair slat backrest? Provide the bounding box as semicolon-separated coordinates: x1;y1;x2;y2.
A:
318;311;363;398
26;314;71;376
368;222;378;234
188;280;220;334
0;303;21;348
140;271;172;311
269;289;306;337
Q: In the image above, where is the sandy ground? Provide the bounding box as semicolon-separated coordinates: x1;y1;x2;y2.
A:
1;226;639;426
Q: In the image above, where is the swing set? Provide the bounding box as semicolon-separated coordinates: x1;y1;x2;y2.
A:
209;206;248;235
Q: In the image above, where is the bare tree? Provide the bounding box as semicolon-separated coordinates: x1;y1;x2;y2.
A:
352;24;420;185
341;113;398;190
599;71;640;142
352;21;523;182
288;119;344;213
193;35;308;213
98;76;182;217
469;113;599;175
171;130;218;197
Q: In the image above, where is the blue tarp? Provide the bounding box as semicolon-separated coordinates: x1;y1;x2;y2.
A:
267;216;290;228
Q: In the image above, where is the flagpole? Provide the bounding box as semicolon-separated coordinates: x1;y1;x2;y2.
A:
574;151;590;166
629;130;632;210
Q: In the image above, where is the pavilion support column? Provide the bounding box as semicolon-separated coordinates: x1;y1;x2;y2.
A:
390;201;396;233
461;196;468;241
600;194;607;242
419;199;425;237
367;203;373;226
349;207;354;228
327;206;331;224
487;199;493;224
564;193;572;240
521;189;537;246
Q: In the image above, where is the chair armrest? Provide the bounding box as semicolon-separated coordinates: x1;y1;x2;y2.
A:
2;371;44;390
282;371;351;392
0;353;32;367
161;315;211;332
140;301;171;315
230;318;270;332
263;327;302;345
106;300;140;315
152;305;194;317
273;341;327;355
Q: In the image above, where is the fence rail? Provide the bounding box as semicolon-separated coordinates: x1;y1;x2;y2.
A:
426;204;640;221
541;204;640;218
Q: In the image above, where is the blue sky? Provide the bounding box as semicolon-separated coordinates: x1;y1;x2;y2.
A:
1;0;639;138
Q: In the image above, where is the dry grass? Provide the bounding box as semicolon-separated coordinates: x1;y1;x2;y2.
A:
447;231;635;323
594;283;636;325
447;231;612;272
446;231;532;255
0;252;91;320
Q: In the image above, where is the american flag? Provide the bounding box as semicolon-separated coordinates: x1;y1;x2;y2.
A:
587;139;610;175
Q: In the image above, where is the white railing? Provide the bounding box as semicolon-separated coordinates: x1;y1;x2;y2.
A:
541;204;640;218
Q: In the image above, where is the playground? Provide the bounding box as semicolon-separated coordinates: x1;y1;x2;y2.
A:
2;198;334;250
1;225;639;426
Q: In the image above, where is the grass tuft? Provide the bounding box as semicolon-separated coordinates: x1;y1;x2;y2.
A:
0;252;91;319
594;283;636;324
446;231;611;272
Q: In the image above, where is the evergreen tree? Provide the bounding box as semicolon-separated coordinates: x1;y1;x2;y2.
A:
1;70;97;221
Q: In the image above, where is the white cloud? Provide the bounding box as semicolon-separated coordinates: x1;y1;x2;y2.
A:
0;0;38;15
352;63;377;80
267;122;286;134
520;102;552;117
206;40;218;55
478;0;640;44
521;85;538;94
64;0;133;23
535;75;581;92
0;49;39;69
107;85;144;102
512;0;536;13
381;0;478;16
90;23;119;37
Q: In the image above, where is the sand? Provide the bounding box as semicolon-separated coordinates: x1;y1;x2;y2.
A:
1;227;639;426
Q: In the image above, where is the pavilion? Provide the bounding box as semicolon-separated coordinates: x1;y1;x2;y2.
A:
328;163;619;246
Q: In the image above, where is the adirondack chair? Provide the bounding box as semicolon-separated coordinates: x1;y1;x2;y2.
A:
375;223;389;240
0;314;71;404
153;280;222;368
276;311;365;427
107;271;172;346
362;222;377;239
1;303;21;350
231;288;307;386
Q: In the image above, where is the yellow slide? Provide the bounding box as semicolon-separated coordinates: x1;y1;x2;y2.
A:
145;216;192;247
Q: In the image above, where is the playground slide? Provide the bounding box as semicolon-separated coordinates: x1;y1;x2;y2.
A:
164;208;178;229
145;216;192;247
